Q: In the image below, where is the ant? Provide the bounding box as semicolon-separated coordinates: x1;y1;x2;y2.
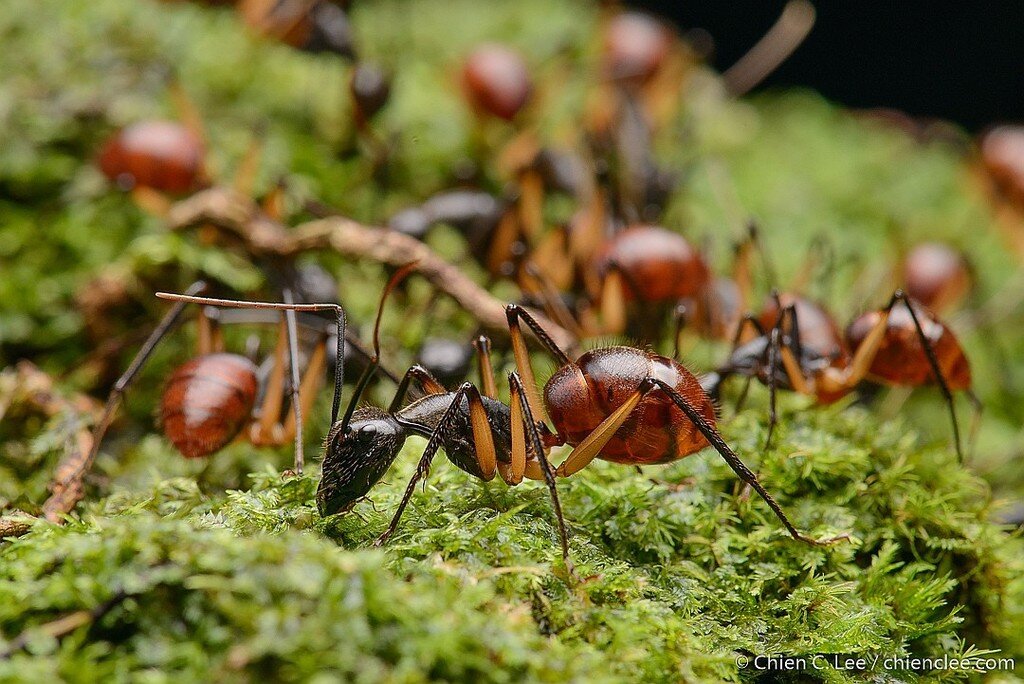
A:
901;242;972;316
158;267;575;569
238;0;355;59
98;119;205;197
457;304;845;548
707;289;980;462
97;80;266;216
462;44;533;123
86;281;344;478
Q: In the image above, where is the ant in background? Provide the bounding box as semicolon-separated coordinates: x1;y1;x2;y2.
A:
706;289;980;463
238;0;355;59
86;280;343;485
97;79;268;217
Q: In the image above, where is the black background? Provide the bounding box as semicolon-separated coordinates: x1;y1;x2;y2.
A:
632;1;1024;131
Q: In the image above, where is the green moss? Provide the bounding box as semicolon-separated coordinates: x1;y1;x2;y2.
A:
2;0;1024;681
3;406;1021;682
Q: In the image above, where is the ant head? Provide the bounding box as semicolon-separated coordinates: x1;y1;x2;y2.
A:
316;407;407;517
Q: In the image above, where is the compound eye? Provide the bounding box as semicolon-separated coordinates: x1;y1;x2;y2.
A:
359;424;378;436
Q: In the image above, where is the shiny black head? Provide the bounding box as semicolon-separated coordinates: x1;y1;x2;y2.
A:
316;407;407;516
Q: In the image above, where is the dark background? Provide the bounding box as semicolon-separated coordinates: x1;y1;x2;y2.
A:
633;1;1024;131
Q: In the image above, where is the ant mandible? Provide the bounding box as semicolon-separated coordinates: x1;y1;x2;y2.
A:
707;289;980;462
88;281;341;479
160;266;574;569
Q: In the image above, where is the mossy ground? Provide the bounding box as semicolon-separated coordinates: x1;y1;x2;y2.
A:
1;0;1022;681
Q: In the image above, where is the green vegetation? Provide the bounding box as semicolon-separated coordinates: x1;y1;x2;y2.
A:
1;0;1022;681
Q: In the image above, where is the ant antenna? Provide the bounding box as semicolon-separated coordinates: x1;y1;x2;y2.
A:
746;220;779;292
337;263;419;433
723;0;816;97
155;291;347;426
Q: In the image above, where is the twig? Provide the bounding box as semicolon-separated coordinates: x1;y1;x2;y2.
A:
0;515;33;539
0;591;129;659
167;187;579;353
0;362;100;523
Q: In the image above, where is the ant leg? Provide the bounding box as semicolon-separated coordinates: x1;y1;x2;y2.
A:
762;304;811;451
554;380;653;477
518;261;582;336
734;377;754;413
672;302;689;360
528;228;574;292
473;335;498;400
647;378;849;546
822;290;902;394
743;220;778;292
896;291;966;462
505;303;572;425
518;168;545;243
196;305;222;354
168;77;206;147
598;262;628;335
282;288;305;474
765;325;781;455
282;335;327;442
255;318;288;442
374;384;474;546
723;314;766;413
466;384;497;480
484;210;521;276
155;291;348;426
82;281;207;482
731;314;766;349
509;372;573;574
790;234;832;295
388;365;446;413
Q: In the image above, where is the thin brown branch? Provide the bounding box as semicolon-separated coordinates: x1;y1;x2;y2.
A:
0;591;129;659
0;514;33;539
167;187;579;352
0;362;100;523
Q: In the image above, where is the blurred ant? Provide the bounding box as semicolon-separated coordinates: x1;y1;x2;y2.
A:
97;81;266;216
159;267;574;569
96;82;211;214
86;281;345;478
707;289;980;462
901;242;972;316
238;0;355;59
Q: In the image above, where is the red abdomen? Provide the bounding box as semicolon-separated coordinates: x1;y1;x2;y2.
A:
544;347;716;465
597;225;711;303
845;304;972;390
160;353;258;458
98;120;205;193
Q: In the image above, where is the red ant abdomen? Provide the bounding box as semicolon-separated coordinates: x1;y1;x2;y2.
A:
160;353;259;458
846;305;972;390
544;347;715;464
596;225;711;303
98;120;205;193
